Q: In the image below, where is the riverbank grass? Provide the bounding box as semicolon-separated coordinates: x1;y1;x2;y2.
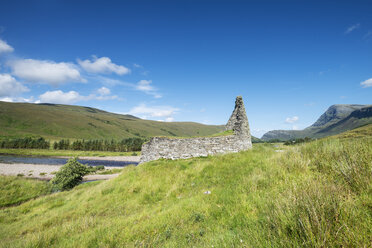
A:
0;137;370;247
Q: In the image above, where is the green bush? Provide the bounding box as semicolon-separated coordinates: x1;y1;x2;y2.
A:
51;158;89;191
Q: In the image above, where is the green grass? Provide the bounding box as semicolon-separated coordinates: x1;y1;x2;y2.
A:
0;148;139;157
0;137;370;247
96;168;123;175
0;176;52;207
331;123;372;139
0;101;224;140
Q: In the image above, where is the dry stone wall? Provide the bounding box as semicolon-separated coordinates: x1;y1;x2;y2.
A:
140;96;252;163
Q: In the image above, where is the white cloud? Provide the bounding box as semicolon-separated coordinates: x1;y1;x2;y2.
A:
0;73;28;97
39;89;118;104
165;117;174;122
345;23;360;34
128;103;178;119
39;90;83;104
136;80;154;92
97;86;110;95
0;96;39;103
292;125;299;130
0;97;13;102
96;76;162;98
135;80;162;98
0;39;14;53
285;116;299;123
78;56;130;75
9;59;84;85
361;78;372;88
94;94;118;101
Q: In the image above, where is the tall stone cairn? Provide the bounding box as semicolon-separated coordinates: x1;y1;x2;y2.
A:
225;96;251;139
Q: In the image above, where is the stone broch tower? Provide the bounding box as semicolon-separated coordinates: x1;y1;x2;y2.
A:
140;96;252;163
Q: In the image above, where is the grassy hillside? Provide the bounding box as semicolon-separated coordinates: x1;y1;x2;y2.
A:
0;101;224;140
331;123;372;139
0;134;370;247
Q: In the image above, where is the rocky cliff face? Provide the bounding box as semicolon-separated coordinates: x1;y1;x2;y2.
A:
310;104;366;127
261;104;372;141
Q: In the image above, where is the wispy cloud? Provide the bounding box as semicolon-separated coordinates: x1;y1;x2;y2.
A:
97;76;162;98
128;103;178;120
78;56;130;75
304;102;316;107
364;30;372;41
285;116;299;124
318;69;330;76
0;39;14;53
135;80;162;98
361;78;372;88
345;23;360;34
97;86;110;95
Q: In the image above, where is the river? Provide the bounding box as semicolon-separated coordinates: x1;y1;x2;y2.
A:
0;155;138;167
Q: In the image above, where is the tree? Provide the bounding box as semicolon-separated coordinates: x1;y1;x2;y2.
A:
51;158;89;191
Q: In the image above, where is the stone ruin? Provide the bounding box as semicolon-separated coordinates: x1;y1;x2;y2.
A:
139;96;252;163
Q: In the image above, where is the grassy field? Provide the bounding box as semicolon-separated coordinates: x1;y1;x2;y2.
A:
0;176;52;208
0;127;370;247
0;101;224;140
0;148;139;157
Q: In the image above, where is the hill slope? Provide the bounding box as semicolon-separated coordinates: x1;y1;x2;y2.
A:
0;101;224;140
262;104;372;141
330;123;372;139
0;135;370;247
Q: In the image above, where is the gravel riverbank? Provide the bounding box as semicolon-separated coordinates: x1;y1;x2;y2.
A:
56;156;140;162
0;163;124;181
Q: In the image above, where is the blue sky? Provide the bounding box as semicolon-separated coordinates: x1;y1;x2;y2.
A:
0;0;371;138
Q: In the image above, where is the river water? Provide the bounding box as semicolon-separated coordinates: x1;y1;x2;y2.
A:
0;155;138;167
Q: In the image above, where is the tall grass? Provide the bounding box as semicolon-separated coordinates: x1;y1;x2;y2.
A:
267;138;372;247
0;138;370;247
0;176;52;207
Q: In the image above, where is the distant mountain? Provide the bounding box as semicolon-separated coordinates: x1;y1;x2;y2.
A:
0;101;225;140
261;104;372;141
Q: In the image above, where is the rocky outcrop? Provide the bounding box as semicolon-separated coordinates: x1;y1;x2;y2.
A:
310;104;366;127
140;96;252;163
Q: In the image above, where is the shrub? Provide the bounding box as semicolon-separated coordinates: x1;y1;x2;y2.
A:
51;158;89;191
